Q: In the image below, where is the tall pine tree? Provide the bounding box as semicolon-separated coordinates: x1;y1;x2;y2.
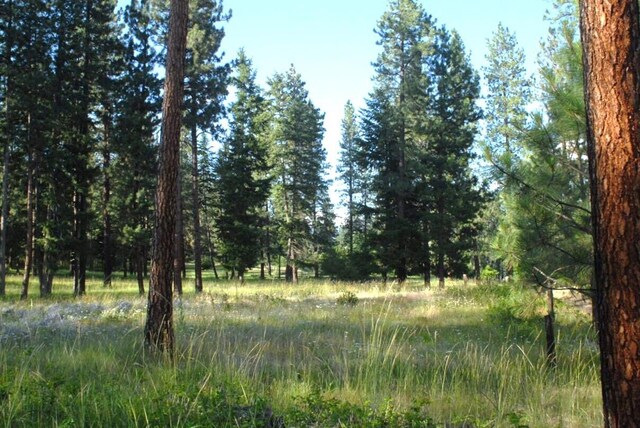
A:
267;66;328;283
214;50;270;281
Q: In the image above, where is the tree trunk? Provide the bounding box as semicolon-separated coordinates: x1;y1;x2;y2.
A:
190;123;203;293
174;174;183;296
73;190;88;297
144;0;189;358
545;288;557;369
20;145;35;300
102;110;113;288
423;222;431;287
580;1;640;425
136;245;145;295
265;201;272;276
39;201;55;297
0;131;10;297
0;0;14;297
348;188;354;256
437;252;445;289
203;213;218;279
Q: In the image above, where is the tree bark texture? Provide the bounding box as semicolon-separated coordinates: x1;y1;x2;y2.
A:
174;175;183;296
580;1;640;425
144;0;189;357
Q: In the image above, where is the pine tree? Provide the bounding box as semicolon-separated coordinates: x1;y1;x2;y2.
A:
423;27;483;287
337;101;359;256
487;1;591;284
361;0;433;282
267;66;328;283
113;0;161;295
145;0;189;357
183;0;230;292
213;50;270;282
581;0;640;423
483;23;530;161
480;23;532;279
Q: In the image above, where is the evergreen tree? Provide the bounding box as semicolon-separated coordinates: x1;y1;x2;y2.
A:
267;66;328;283
145;0;189;358
480;23;531;278
483;23;530;161
487;0;591;284
112;0;161;295
183;0;230;292
423;27;484;287
361;0;433;282
213;50;270;282
337;101;359;256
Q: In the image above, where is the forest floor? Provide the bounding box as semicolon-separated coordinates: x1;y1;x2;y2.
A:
0;273;601;427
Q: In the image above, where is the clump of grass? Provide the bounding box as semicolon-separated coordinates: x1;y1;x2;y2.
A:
336;290;359;307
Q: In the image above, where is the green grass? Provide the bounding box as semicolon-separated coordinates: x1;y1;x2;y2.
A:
0;273;601;427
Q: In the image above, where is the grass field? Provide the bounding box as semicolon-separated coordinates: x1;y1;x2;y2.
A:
0;272;601;427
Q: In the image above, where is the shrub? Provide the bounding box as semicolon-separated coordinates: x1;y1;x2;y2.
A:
337;291;359;307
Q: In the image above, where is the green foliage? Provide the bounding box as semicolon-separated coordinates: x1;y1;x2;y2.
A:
336;290;359;307
483;0;591;287
360;1;485;284
214;51;271;278
266;66;333;281
287;391;436;428
480;265;499;282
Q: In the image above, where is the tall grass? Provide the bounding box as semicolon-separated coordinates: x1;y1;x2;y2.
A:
0;274;601;426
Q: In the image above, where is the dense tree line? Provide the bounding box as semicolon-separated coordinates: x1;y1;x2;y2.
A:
333;0;485;286
0;0;336;295
1;0;543;295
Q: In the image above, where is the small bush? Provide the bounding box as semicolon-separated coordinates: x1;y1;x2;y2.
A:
480;265;499;282
286;392;436;427
337;291;359;307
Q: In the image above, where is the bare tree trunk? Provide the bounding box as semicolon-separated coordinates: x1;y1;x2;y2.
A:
174;174;183;296
102;110;113;288
0;0;14;297
423;223;431;287
39;201;55;297
437;252;445;289
21;144;34;300
190;124;203;293
580;1;640;425
73;190;87;297
0;132;10;296
136;245;145;295
265;201;272;276
545;288;556;369
202;207;218;279
144;0;189;358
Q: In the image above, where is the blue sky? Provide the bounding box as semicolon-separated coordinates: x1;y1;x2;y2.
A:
220;0;552;184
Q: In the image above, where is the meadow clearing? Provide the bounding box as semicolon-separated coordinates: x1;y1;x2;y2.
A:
0;273;600;427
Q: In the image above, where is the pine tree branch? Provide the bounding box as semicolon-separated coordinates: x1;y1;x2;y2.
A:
489;157;592;217
532;266;594;296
